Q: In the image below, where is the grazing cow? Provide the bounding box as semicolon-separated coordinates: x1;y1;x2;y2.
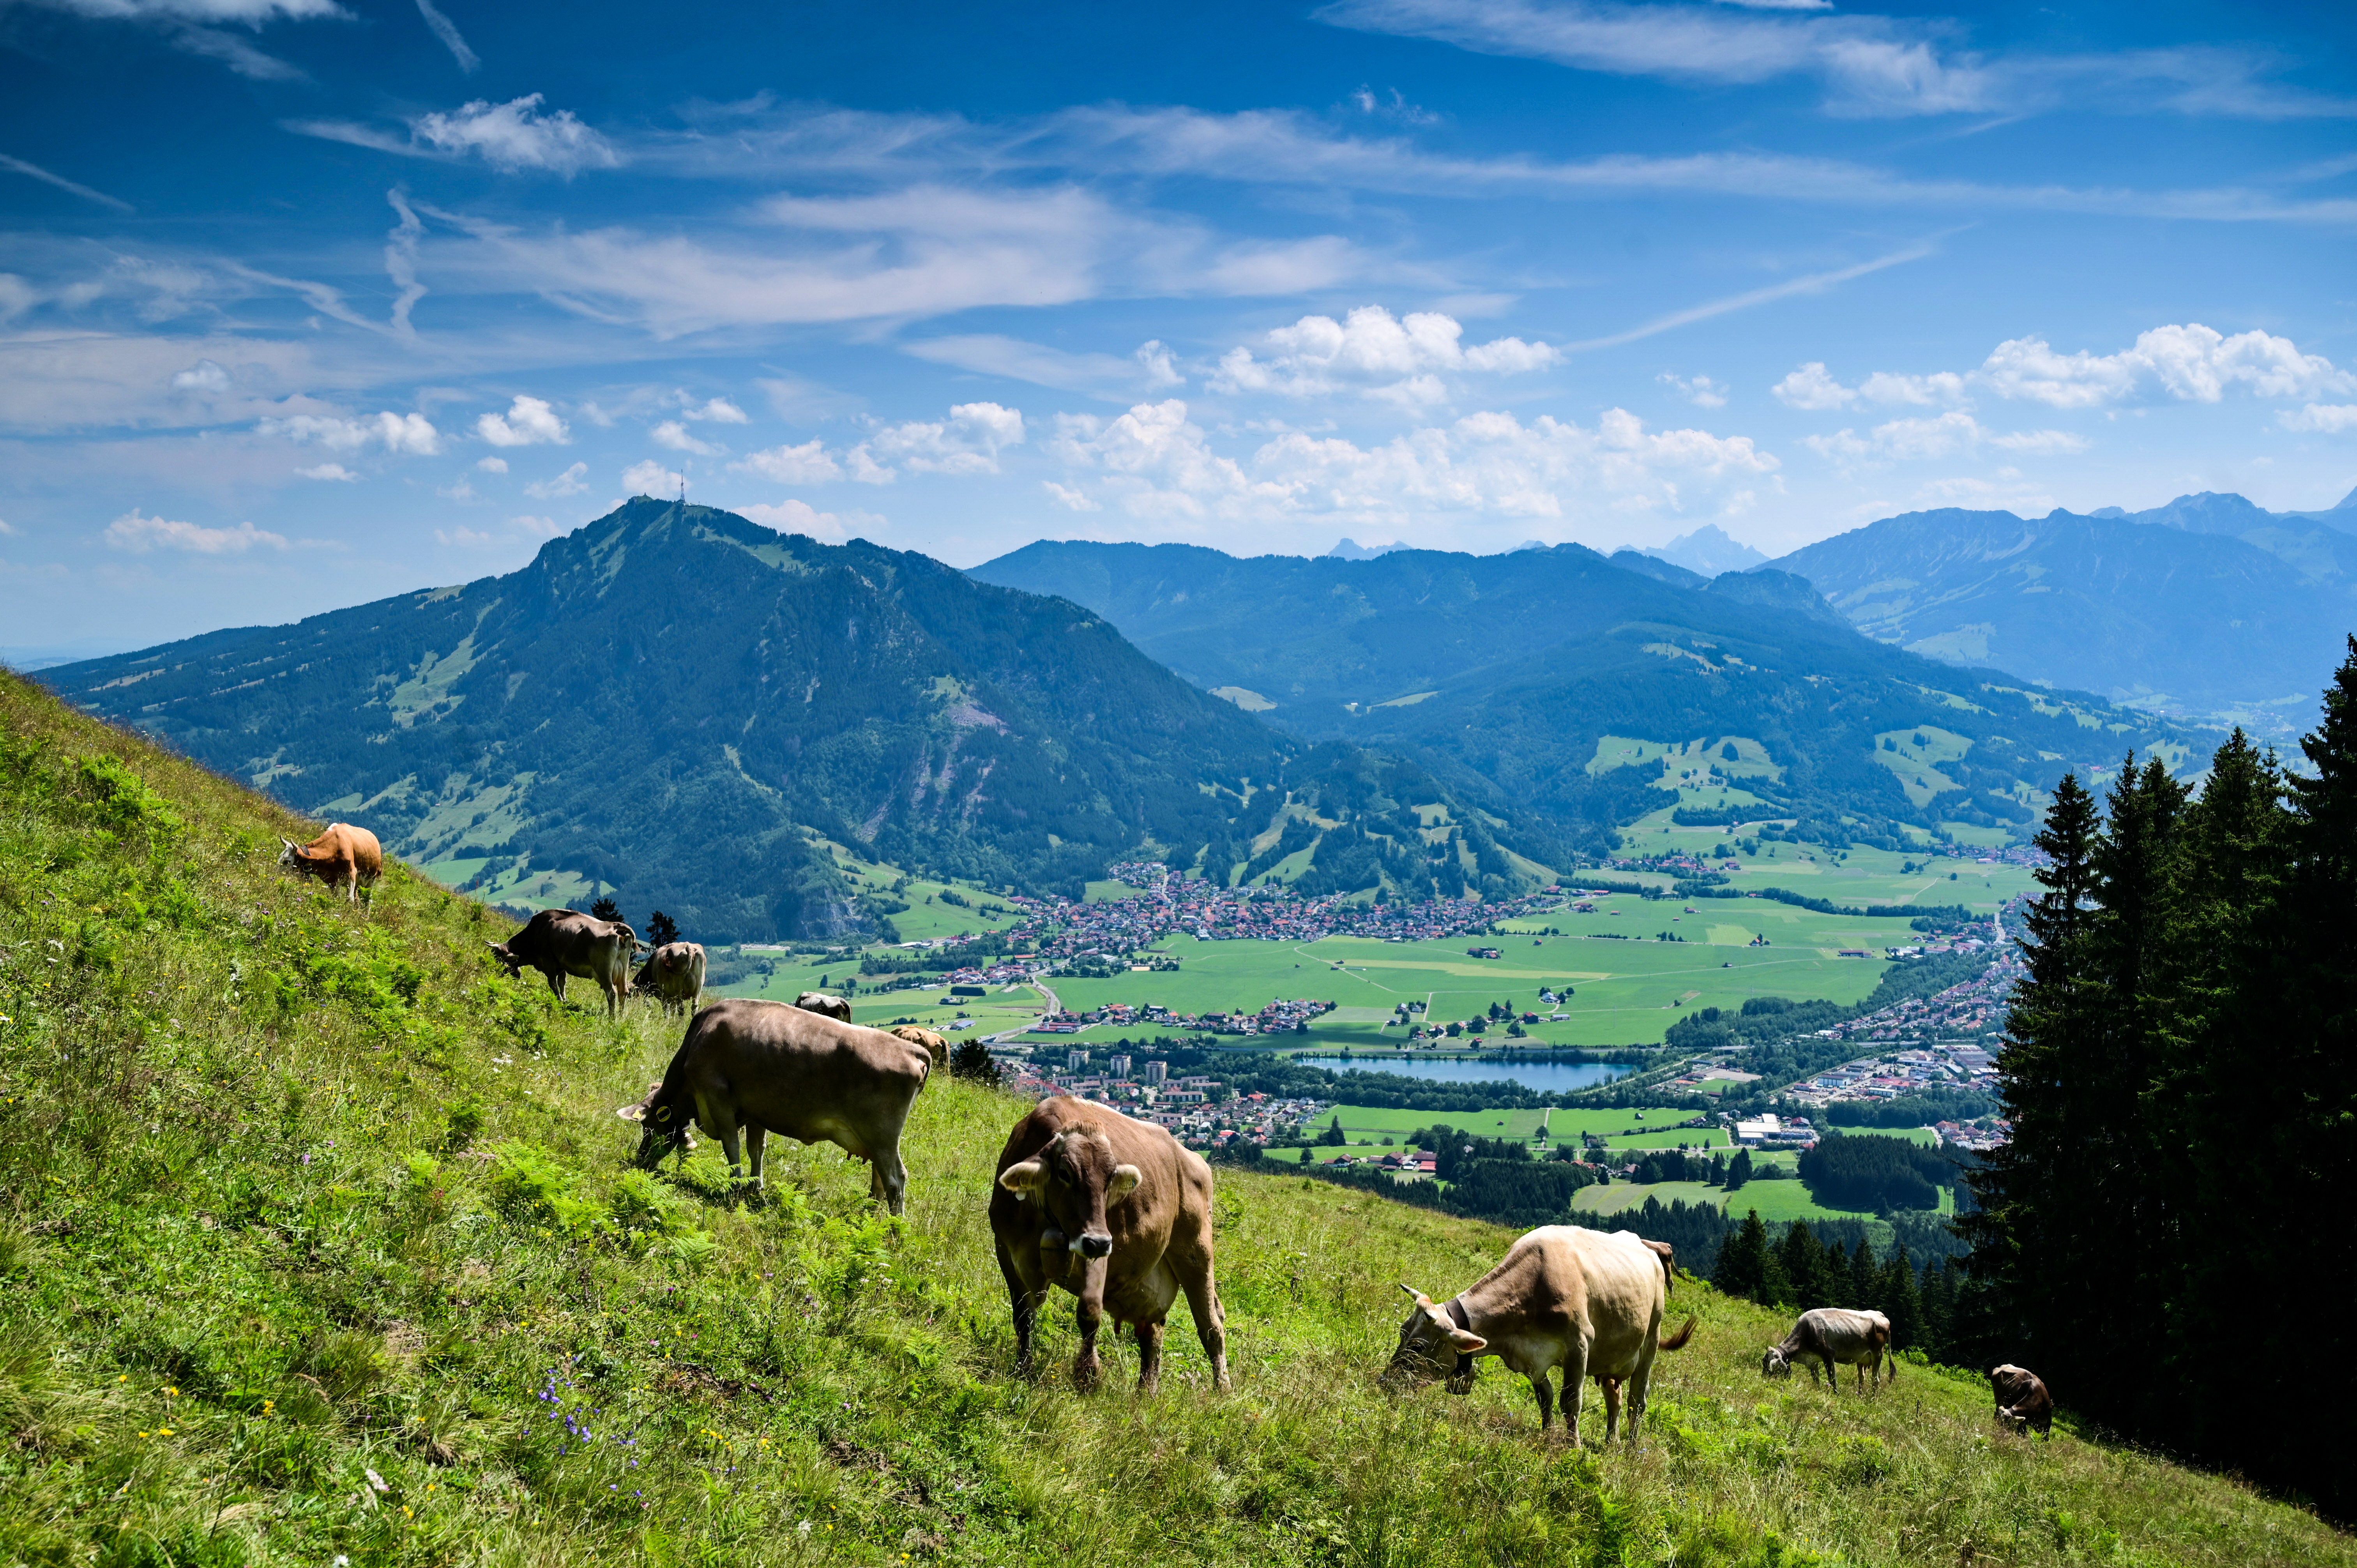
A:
990;1096;1228;1394
617;998;932;1214
1386;1227;1696;1444
277;823;383;903
633;941;707;1016
1989;1364;2053;1436
794;991;853;1022
1762;1308;1896;1390
888;1025;948;1066
488;909;638;1019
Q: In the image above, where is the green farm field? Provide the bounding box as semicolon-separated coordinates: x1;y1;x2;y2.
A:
1044;931;1898;1050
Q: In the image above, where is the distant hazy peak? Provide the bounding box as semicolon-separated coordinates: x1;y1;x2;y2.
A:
1641;522;1769;577
1325;537;1403;560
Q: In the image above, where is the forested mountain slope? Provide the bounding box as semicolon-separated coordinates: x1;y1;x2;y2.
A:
971;540;2200;854
1772;490;2357;729
42;502;1551;937
1;668;2347;1567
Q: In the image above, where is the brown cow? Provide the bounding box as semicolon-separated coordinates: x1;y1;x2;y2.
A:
488;909;637;1019
633;941;707;1016
889;1024;948;1066
277;823;383;903
1989;1364;2054;1436
990;1096;1228;1394
617;998;932;1214
1386;1226;1695;1444
794;991;853;1022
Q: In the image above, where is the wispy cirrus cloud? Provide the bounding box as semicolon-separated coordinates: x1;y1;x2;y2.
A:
288;94;619;176
0;152;134;213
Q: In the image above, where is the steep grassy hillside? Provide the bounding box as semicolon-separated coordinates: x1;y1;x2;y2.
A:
1;671;2345;1568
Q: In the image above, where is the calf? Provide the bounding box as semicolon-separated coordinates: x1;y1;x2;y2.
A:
794;991;853;1022
1989;1364;2053;1436
634;941;707;1016
1386;1227;1695;1444
278;823;383;903
1762;1308;1895;1391
990;1096;1228;1394
618;998;933;1214
488;909;637;1019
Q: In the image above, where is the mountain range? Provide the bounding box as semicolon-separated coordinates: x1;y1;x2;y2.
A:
971;537;2200;855
1769;487;2357;730
44;501;1545;940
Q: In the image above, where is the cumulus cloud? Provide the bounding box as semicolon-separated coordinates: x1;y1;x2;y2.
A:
410;95;619;176
737;498;881;542
1212;305;1560;403
295;463;357;480
476;455;507;473
652;419;719;455
474;395;570;447
1043;480;1101;511
1048;398;1775;526
676;395;747;423
735;440;841;484
1787;323;2354;420
104;509;286;554
171;358;230;393
258;410;441;455
867;401;1026;476
524;461;588;498
622;459;684;494
1659;372;1727;408
2279;403;2357;434
1804;411;2087;463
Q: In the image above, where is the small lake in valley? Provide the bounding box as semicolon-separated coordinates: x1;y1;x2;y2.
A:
1294;1056;1636;1093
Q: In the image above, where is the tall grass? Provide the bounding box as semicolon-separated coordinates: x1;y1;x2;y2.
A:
0;667;2346;1566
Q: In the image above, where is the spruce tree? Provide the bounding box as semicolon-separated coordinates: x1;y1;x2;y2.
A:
1878;1247;1923;1350
1777;1220;1833;1311
1714;1208;1771;1301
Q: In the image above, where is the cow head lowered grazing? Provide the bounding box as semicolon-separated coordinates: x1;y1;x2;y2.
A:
617;998;932;1214
1762;1307;1895;1391
1384;1225;1694;1445
989;1097;1228;1394
489;908;637;1019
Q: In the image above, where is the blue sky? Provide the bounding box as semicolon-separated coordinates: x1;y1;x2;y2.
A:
2;0;2354;659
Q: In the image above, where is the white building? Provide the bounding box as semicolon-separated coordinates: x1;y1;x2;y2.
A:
1065;1048;1090;1071
1108;1054;1133;1079
1141;1060;1169;1086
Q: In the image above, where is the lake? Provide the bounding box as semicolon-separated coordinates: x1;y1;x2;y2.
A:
1296;1056;1635;1093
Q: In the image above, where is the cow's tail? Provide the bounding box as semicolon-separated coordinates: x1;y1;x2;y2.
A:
1657;1315;1698;1353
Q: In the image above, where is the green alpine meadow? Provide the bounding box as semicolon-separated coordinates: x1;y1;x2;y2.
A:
5;667;2352;1566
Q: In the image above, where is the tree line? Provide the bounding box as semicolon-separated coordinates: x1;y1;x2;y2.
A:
1961;641;2357;1519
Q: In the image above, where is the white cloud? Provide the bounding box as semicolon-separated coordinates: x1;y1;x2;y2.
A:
905;334;1182;397
1804;412;2087;463
295;462;356;480
171;358;230;393
525;459;589;495
412;0;477;72
677;395;747;423
410;95;618;176
2279;403;2357;434
1771;362;1856;410
0;517;17;536
866;401;1028;477
474;395;570;447
622;459;684;494
103;509;286;555
258;409;441;455
736;440;842;484
509;514;567;538
1049;398;1775;526
1857;369;1969;406
1981;324;2352;408
476;455;507;473
436;479;477;502
1212;305;1560;402
737;498;877;541
1659;372;1727;408
434;525;497;547
524;461;588;498
1043;480;1101;512
652;419;719;455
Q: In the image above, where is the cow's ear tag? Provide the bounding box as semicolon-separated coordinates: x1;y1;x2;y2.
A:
998;1159;1047;1196
1106;1164;1142;1205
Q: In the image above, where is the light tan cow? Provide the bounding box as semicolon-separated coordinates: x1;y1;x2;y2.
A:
794;991;853;1022
489;909;638;1019
1763;1308;1894;1390
990;1096;1228;1394
1387;1226;1695;1444
634;941;707;1016
618;998;932;1214
888;1024;948;1066
277;823;383;903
